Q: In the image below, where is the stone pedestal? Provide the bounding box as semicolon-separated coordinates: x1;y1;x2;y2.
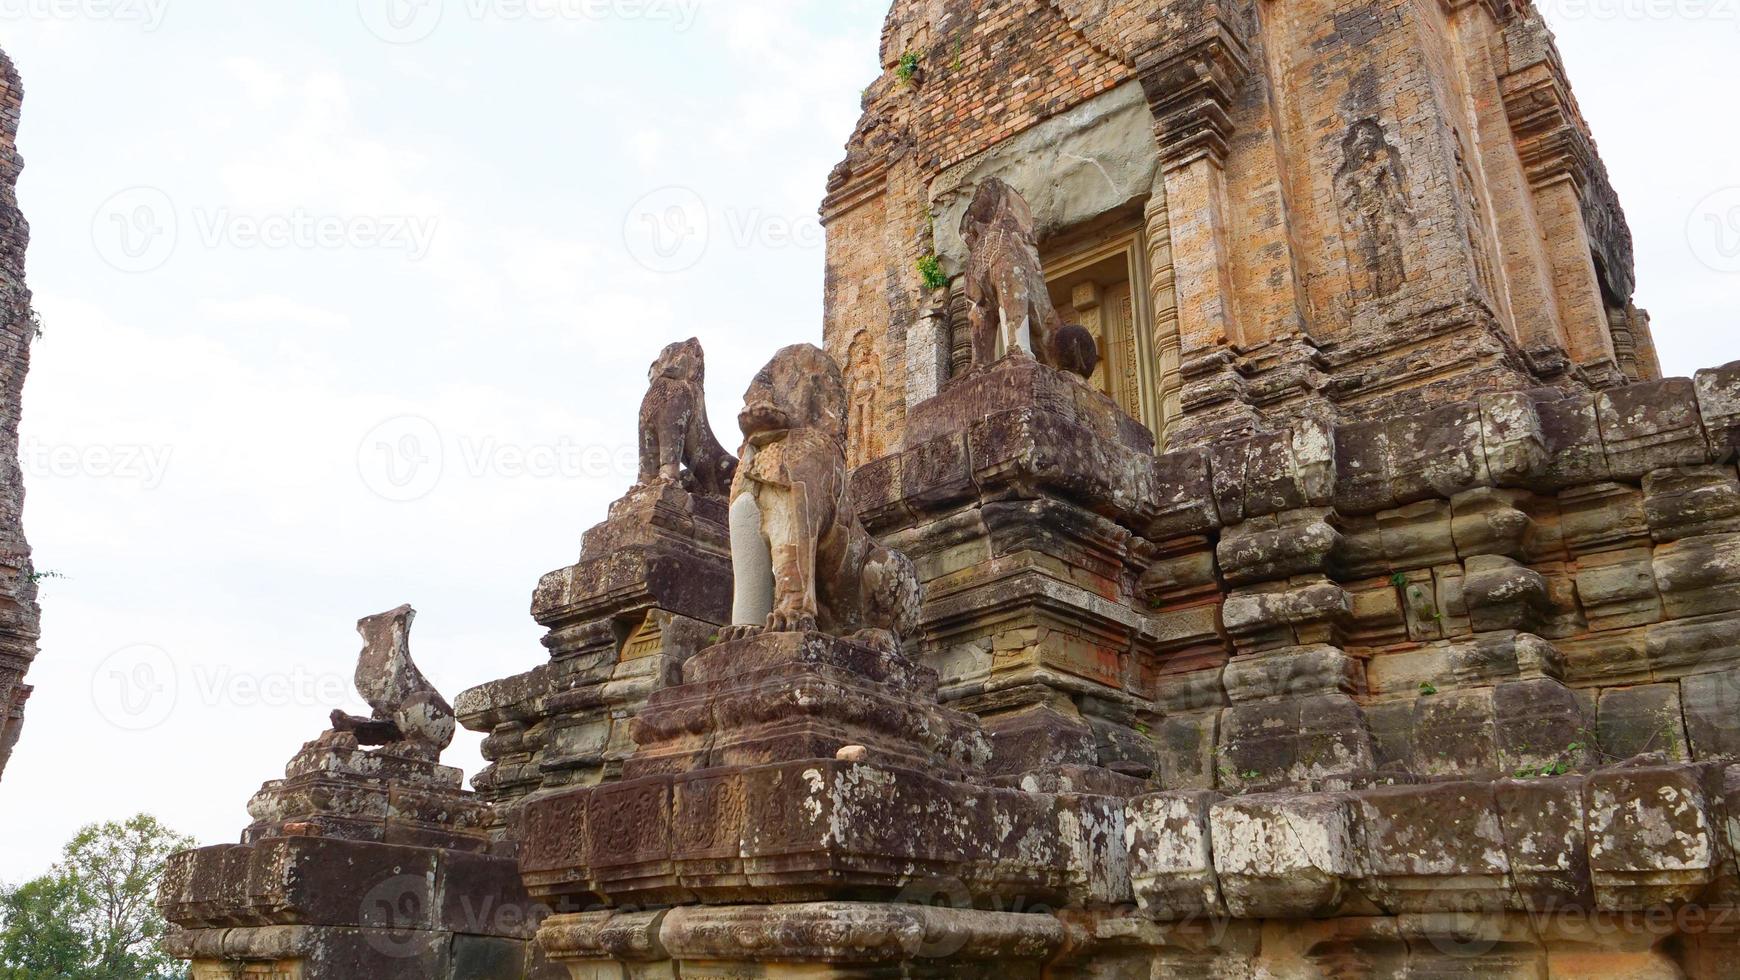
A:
520;630;1127;975
241;733;491;850
854;356;1168;791
160;733;543;979
538;904;1068;979
458;482;734;843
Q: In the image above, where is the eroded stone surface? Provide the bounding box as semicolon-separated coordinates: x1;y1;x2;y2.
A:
159;0;1740;975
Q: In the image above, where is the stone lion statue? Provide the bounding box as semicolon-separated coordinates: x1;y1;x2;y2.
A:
328;605;454;763
961;177;1100;379
637;338;738;497
722;344;921;653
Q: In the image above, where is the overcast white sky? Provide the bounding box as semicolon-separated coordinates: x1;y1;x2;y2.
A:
0;0;1734;882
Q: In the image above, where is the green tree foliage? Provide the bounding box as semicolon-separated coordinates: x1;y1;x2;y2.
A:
0;814;194;980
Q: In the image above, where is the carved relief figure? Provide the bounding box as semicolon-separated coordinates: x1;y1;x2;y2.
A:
960;178;1099;377
636;338;738;496
722;344;921;654
328;605;455;763
1335;119;1414;299
1451;131;1499;302
844;330;882;467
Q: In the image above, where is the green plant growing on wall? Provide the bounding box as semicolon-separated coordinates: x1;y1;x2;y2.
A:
897;51;923;85
917;254;949;291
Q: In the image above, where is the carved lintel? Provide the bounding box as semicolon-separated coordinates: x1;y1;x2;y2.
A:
1137;24;1252;168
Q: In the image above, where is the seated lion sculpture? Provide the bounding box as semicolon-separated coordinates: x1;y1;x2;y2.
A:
961;177;1100;379
636;338;738;496
722;344;921;654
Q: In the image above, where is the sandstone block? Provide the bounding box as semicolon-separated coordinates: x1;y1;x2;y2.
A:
1462;555;1553;633
1596;379;1712;481
1478;391;1551;487
1210;792;1363;918
1450;488;1539;561
1575;547;1664;632
1495;775;1593;910
1643;465;1740;542
1148;448;1222;540
1653;532;1740;619
1681;668;1740;761
1355;781;1510;913
1216;509;1341;585
1597;685;1690;762
1126;791;1224;920
1694;360;1740;461
1586;762;1720;910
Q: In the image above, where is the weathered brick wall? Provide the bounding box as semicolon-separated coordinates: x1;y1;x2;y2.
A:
825;0;1658;461
0;48;39;781
883;0;1131;174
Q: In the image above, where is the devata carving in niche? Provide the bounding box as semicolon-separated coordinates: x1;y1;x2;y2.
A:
722;344;921;654
845;330;882;466
1451;130;1499;303
1336;119;1414;299
961;177;1100;378
636;338;738;496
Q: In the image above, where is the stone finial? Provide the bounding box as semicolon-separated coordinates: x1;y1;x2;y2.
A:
637;337;738;496
960;177;1098;378
328;604;455;762
723;344;921;653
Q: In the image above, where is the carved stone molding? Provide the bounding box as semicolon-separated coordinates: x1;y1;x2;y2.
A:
1136;20;1251;168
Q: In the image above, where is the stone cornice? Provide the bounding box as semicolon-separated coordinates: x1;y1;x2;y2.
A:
1502;62;1593;192
1136;22;1252;168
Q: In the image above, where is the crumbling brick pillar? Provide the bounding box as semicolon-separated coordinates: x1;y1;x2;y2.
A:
0;47;40;783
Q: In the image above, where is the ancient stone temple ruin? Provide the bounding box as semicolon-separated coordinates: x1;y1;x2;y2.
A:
163;0;1740;976
0;46;42;783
